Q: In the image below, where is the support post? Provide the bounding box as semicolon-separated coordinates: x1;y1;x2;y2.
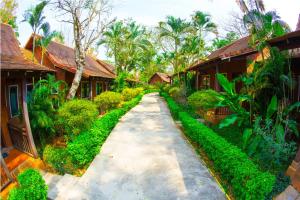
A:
215;65;220;91
195;71;199;90
22;78;38;158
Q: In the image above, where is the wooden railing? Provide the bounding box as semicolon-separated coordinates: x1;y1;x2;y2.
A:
215;107;231;115
1;155;14;191
8;123;34;157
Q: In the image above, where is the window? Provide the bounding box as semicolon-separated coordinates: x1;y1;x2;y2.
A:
81;81;90;98
96;82;102;95
8;85;19;117
201;75;210;89
26;84;33;101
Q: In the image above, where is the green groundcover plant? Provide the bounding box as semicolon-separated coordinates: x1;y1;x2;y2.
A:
8;169;47;200
161;92;275;200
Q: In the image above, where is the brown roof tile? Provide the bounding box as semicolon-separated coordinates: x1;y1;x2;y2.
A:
0;23;53;71
25;35;116;79
188;36;255;71
155;72;171;83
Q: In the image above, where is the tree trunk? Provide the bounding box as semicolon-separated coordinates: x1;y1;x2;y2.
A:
32;32;36;62
67;14;86;99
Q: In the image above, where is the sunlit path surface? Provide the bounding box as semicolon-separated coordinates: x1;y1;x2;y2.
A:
55;93;226;200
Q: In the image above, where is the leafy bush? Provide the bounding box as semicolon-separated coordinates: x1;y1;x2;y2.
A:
8;169;47;200
28;74;67;148
168;86;181;98
43;145;76;174
56;99;98;138
161;93;275;200
187;90;220;111
122;88;143;101
94;91;123;113
266;172;291;200
67;129;104;168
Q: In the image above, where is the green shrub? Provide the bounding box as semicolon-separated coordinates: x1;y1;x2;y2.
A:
56;99;98;137
162;84;171;93
187;90;220;111
122;88;142;101
161;93;275;200
94;91;123;112
168;86;181;98
8;169;47;200
43;145;75;174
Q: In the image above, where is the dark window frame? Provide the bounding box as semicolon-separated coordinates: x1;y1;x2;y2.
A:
8;84;19;117
81;81;91;99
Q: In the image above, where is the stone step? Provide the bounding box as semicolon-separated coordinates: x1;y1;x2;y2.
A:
48;174;80;200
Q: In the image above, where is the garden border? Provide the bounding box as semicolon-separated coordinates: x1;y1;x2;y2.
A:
160;92;275;200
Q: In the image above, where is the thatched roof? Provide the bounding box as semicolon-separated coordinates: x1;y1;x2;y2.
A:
1;23;53;72
25;35;116;79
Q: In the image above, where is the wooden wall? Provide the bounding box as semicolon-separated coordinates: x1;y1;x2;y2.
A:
1;71;44;149
149;74;166;85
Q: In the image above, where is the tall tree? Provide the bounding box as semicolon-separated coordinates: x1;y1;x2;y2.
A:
99;20;153;75
36;23;64;65
98;21;125;74
191;11;217;58
236;0;290;52
23;0;48;61
211;32;239;50
52;0;114;99
157;16;191;73
0;0;18;34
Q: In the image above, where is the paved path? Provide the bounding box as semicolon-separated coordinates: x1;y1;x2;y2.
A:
56;93;226;200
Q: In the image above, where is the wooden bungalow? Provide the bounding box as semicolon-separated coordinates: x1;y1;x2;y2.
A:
24;35;116;99
0;24;54;190
149;72;171;85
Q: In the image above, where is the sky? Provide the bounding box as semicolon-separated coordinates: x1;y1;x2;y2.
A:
16;0;300;59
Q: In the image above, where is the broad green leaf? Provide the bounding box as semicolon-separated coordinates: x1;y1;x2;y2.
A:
216;73;234;95
242;128;253;149
284;102;300;115
275;124;285;143
266;95;277;119
247;135;261;157
219;114;238;129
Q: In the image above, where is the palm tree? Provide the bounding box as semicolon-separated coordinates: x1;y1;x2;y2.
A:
23;0;48;61
36;23;64;65
192;11;217;40
192;11;217;58
98;21;125;74
157;16;191;73
236;0;290;52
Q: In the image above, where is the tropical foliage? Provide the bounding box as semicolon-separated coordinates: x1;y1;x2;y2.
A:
28;75;67;149
0;0;18;35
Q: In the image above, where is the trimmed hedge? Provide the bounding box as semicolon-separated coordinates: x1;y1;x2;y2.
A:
67;92;147;167
8;169;48;200
161;92;275;200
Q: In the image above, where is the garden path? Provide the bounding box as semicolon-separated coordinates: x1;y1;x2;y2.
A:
54;93;226;200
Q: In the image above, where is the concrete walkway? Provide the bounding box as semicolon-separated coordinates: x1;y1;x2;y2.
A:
54;93;226;200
